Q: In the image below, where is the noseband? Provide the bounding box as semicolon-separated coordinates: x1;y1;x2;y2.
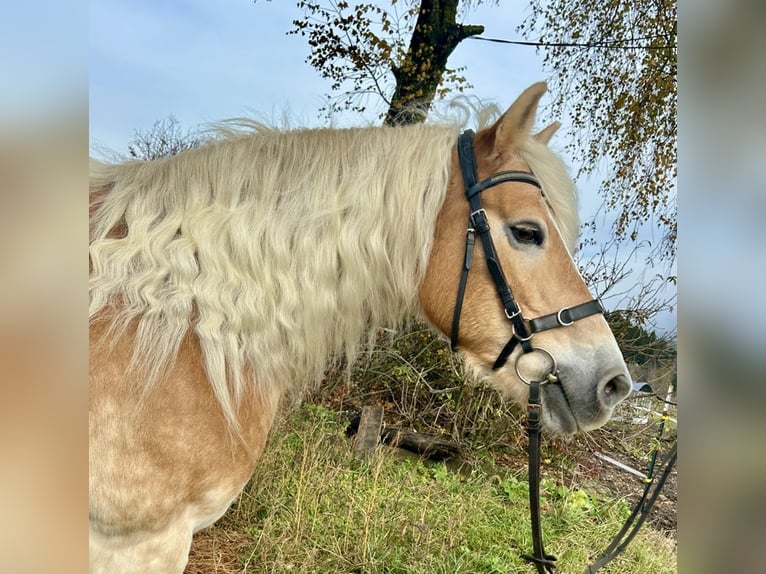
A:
449;130;605;377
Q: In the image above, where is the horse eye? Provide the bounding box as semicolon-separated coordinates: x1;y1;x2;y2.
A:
509;224;544;246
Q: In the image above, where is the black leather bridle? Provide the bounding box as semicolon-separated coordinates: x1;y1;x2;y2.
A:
449;129;605;374
449;130;676;573
450;129;606;573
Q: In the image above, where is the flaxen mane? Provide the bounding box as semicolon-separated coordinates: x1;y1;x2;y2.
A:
89;114;578;429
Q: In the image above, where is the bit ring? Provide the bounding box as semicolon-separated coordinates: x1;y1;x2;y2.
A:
514;346;558;385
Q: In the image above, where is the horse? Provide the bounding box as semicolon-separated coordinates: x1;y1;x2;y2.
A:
89;83;632;573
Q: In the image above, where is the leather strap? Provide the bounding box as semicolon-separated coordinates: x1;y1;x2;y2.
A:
528;299;605;333
493;334;522;371
450;229;475;352
451;130;537;361
466;170;542;200
521;381;558;573
583;442;677;573
450;132;479;351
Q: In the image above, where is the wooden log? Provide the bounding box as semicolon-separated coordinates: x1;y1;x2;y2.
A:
380;426;460;460
345;407;461;461
352;406;384;460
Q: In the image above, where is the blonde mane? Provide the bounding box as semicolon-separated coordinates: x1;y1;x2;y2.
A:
89;115;579;429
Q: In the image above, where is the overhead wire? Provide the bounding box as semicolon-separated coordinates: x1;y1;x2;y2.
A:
469;35;675;50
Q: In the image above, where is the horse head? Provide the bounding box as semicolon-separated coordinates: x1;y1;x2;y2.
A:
420;82;631;434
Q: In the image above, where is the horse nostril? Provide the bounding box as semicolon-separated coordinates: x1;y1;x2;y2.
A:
600;374;631;408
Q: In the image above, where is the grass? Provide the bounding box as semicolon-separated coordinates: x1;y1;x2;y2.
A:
204;404;676;574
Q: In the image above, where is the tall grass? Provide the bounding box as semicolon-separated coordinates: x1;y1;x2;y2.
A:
206;405;675;573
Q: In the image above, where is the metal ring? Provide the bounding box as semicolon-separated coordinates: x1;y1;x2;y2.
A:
513;323;534;343
556;307;574;327
514;346;558;386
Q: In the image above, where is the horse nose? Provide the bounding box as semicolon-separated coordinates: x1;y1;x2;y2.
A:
598;373;632;409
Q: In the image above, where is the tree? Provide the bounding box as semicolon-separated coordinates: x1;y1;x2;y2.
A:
290;1;495;124
126;115;203;160
518;0;677;260
289;0;676;253
288;0;676;324
383;0;485;124
605;309;675;366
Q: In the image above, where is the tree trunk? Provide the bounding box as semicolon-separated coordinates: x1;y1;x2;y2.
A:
384;0;483;125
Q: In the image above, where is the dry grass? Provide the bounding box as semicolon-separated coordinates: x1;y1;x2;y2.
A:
185;324;677;573
185;405;676;573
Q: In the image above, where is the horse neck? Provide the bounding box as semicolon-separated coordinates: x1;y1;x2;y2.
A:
89;125;458;411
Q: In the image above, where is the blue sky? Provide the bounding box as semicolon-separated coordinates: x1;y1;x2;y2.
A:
90;1;549;150
89;0;544;149
89;0;606;230
88;0;676;333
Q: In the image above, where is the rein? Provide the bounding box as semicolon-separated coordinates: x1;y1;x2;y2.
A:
583;389;678;573
522;379;558;573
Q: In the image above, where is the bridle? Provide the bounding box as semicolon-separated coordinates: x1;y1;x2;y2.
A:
449;129;604;377
450;130;676;573
450;129;603;572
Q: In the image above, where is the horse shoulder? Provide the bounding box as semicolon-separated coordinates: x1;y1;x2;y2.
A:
89;319;279;569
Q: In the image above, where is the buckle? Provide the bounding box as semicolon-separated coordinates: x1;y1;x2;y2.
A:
505;306;522;321
469;208;489;231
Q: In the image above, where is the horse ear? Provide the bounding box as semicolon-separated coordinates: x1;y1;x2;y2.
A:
492;82;548;152
533;121;561;145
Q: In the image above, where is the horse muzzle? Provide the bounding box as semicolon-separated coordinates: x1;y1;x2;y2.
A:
539;366;632;435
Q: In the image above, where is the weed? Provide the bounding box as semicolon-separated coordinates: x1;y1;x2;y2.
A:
204;406;676;573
